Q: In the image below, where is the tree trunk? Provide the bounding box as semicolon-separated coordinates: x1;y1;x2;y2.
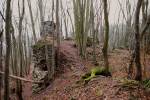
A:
27;0;37;42
73;0;90;59
142;0;148;25
38;0;44;37
0;29;3;100
56;0;60;67
4;0;12;99
125;0;132;48
134;0;143;81
90;1;97;64
16;0;25;99
102;0;109;73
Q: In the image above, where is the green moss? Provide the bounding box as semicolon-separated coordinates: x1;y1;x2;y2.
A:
32;41;51;49
118;78;140;89
32;43;44;49
119;78;150;89
120;78;139;85
81;72;91;79
82;67;110;82
142;79;150;88
91;67;105;75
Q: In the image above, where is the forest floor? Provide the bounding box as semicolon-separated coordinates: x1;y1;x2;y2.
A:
20;40;150;100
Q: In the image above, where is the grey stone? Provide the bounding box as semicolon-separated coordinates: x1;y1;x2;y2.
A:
40;21;56;37
32;20;56;93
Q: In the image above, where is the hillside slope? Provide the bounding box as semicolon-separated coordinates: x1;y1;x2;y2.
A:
22;40;150;100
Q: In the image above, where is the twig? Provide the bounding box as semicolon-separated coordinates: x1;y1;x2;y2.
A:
0;10;5;22
0;71;43;84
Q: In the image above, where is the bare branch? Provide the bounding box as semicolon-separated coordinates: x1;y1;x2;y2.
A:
0;10;5;22
141;14;150;40
0;71;43;84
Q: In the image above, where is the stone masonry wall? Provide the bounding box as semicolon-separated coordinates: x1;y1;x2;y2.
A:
32;41;55;93
32;21;56;93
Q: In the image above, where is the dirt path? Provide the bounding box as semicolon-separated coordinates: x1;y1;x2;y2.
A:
31;40;88;100
22;40;150;100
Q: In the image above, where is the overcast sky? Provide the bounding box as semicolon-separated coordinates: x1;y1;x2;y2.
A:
11;0;138;22
0;0;146;24
0;0;149;36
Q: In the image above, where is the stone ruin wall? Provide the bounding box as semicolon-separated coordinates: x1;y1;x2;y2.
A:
32;21;56;93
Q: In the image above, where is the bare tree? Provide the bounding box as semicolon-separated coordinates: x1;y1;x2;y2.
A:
129;0;143;81
4;0;12;99
51;0;55;21
90;0;97;64
38;0;45;37
0;8;4;99
56;0;60;66
141;14;150;39
73;0;91;58
16;0;25;99
27;0;37;42
102;0;110;73
134;0;143;81
60;1;68;39
142;0;148;25
0;28;3;100
67;9;74;37
125;0;132;48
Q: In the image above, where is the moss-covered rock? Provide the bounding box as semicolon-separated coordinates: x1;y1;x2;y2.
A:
32;40;51;49
82;67;111;82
